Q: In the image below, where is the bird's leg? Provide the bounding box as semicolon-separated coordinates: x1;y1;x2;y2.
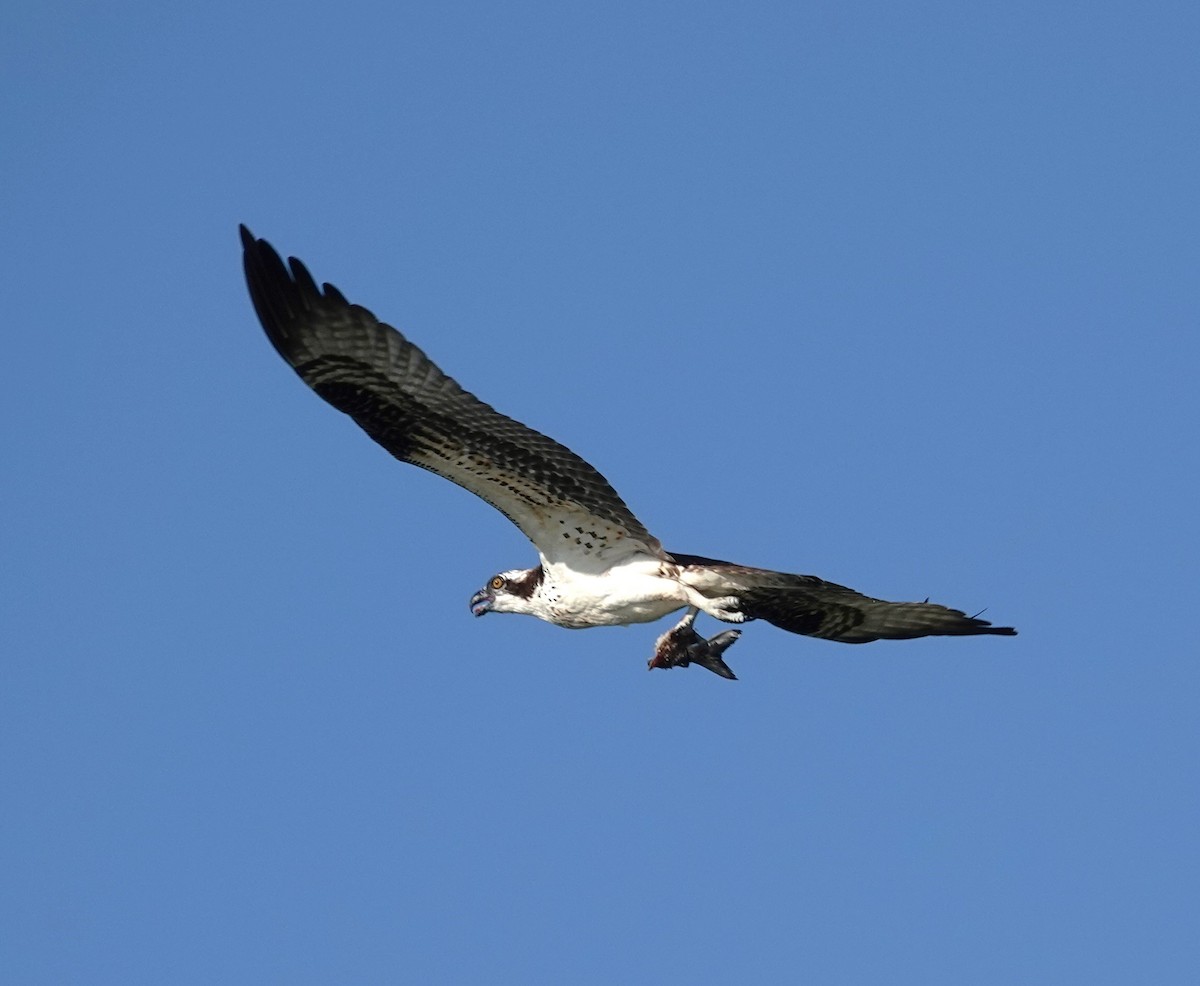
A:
680;586;747;623
648;608;742;680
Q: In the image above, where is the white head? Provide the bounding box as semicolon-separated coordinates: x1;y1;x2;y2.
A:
469;566;545;617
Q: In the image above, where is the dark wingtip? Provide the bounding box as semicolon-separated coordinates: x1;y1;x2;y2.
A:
967;607;1017;638
239;226;308;366
287;255;322;299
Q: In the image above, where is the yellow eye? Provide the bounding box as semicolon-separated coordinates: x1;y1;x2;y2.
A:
490;576;505;590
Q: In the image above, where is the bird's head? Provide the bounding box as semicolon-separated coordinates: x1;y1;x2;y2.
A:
469;566;545;617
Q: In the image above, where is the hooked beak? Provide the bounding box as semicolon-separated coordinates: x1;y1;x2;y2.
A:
469;588;493;617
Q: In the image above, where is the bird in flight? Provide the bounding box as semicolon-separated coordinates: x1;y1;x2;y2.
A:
241;227;1015;679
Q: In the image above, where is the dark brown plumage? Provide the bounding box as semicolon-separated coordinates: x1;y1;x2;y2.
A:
241;226;662;568
669;553;1016;644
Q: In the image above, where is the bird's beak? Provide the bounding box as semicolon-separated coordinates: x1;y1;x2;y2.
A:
469;588;493;617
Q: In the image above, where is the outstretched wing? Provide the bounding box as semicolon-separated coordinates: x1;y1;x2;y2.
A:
672;553;1016;643
242;227;662;569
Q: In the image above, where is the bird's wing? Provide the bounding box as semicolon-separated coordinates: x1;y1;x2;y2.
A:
242;227;663;570
671;553;1016;643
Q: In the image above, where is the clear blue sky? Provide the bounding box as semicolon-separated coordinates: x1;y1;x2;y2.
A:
3;1;1197;982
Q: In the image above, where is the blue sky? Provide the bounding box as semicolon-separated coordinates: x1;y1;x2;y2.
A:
3;1;1197;982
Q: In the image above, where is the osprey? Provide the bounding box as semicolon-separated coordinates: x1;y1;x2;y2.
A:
242;227;1015;679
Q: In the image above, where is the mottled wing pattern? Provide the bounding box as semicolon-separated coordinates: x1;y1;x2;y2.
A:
671;553;1016;643
242;227;662;568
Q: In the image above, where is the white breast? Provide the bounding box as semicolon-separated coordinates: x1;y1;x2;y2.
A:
536;556;688;628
